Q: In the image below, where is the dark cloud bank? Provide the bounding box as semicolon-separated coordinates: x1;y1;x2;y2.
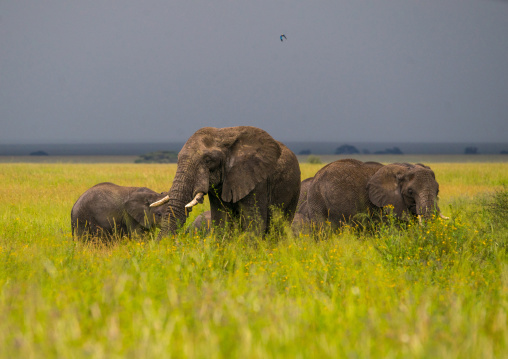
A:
1;1;507;150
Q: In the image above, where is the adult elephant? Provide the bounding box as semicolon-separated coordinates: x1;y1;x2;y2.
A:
151;126;301;239
71;182;167;239
297;159;447;228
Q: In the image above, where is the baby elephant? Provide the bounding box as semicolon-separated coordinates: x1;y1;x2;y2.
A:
292;177;314;230
188;211;212;233
71;182;168;239
296;159;446;228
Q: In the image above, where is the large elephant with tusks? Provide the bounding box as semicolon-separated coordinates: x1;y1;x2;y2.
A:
151;126;301;240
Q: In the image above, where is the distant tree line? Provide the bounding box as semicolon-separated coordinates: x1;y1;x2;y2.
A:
334;144;403;155
335;145;359;155
464;146;478;154
374;147;403;155
298;144;508;156
135;151;178;163
30;150;49;156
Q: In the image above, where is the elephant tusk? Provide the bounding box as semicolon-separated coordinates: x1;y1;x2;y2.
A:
418;215;423;225
185;192;205;208
440;214;450;220
150;195;170;207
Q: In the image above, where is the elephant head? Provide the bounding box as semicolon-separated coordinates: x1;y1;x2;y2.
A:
125;188;168;230
151;126;284;240
366;163;442;221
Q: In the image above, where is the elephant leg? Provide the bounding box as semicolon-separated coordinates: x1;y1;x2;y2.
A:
73;218;87;237
307;184;329;228
208;192;235;228
237;182;269;233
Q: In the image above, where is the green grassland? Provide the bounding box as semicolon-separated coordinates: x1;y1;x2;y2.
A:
1;160;508;358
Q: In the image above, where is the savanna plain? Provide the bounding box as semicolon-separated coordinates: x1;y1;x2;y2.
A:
1;157;508;358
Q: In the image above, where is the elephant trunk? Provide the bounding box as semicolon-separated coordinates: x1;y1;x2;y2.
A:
155;163;196;241
416;193;439;220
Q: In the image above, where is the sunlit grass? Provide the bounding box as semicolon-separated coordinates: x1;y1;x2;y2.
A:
0;161;507;358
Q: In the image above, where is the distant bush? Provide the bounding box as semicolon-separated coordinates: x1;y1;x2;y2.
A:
299;149;311;155
500;150;508;155
464;146;478;154
135;151;178;163
30;150;49;156
307;155;322;164
335;144;359;155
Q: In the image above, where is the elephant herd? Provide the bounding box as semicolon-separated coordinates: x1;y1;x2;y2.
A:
71;126;446;240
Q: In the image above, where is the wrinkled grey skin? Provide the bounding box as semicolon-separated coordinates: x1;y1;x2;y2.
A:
292;177;313;230
71;182;167;239
156;126;301;240
296;159;442;228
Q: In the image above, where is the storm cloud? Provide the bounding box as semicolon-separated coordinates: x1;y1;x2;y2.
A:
1;0;507;144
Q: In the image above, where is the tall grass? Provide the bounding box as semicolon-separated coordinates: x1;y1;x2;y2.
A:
1;162;507;358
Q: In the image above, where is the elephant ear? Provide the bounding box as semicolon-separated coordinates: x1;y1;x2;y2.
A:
221;127;281;203
125;188;158;226
367;164;408;217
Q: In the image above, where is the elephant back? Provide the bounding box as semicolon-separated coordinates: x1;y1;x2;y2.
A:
308;159;382;224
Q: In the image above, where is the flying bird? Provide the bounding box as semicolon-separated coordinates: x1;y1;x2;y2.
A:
280;34;287;42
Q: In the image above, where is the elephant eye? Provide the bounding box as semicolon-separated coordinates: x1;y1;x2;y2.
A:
204;155;221;169
407;188;414;195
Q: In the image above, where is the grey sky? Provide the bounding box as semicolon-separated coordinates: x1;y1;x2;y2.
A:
1;0;507;144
